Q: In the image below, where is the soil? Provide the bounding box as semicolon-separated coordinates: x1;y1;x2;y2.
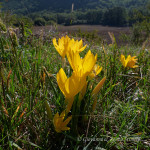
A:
33;25;132;45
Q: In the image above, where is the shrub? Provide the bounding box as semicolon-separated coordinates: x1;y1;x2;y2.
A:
34;17;46;26
131;18;150;45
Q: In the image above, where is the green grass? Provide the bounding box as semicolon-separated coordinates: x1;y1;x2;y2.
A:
0;26;150;150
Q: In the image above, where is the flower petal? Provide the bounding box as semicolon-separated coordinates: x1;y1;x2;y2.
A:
82;50;97;77
91;77;106;96
57;68;68;97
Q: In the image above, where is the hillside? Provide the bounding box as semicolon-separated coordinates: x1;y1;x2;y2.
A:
1;0;149;14
1;0;150;27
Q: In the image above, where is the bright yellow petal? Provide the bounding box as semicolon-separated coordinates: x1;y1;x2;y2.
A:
78;39;83;48
94;65;102;75
60;126;70;131
62;116;72;127
120;54;126;67
78;44;87;52
77;39;87;52
57;68;67;84
68;50;97;78
73;52;82;72
132;65;138;68
67;51;82;75
57;68;86;99
82;50;97;77
120;55;138;68
53;38;65;58
91;77;106;96
65;74;77;97
57;68;68;97
127;60;138;68
89;65;102;79
53;110;72;133
68;39;87;53
125;55;131;66
95;53;98;61
52;38;57;46
96;66;102;75
65;73;86;99
121;54;138;68
53;36;73;58
131;56;138;63
131;56;137;60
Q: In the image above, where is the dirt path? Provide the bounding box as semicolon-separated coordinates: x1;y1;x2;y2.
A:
33;25;132;45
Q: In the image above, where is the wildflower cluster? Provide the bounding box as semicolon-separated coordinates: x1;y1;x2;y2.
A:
52;35;106;133
1;23;147;149
45;35;138;134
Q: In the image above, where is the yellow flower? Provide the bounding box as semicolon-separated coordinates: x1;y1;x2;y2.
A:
120;54;138;68
57;68;86;99
53;36;86;58
53;35;70;58
89;64;102;79
91;77;106;96
67;50;97;78
53;110;72;133
69;38;87;53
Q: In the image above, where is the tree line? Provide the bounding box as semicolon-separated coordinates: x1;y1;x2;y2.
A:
1;0;150;27
28;6;150;27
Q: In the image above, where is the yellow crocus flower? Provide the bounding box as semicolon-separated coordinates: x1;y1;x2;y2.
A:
57;68;86;99
53;35;86;58
53;35;70;58
120;54;138;68
89;64;102;79
53;110;72;133
68;38;87;53
67;50;97;78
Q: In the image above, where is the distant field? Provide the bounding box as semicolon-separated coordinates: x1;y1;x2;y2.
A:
33;25;132;45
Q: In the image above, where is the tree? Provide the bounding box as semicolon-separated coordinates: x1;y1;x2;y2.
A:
103;7;127;26
86;10;103;24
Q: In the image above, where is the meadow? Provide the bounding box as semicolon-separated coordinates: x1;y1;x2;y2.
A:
0;22;150;150
33;25;131;46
